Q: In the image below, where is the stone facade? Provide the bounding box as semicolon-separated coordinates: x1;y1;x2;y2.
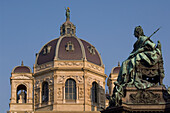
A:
8;9;109;113
33;60;106;111
9;63;34;112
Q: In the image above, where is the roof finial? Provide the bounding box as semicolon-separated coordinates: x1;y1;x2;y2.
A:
65;7;70;21
118;61;120;66
21;61;24;66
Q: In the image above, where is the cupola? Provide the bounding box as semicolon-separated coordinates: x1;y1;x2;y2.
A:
60;7;76;36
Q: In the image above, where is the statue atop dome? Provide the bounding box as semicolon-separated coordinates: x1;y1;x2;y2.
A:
65;7;70;21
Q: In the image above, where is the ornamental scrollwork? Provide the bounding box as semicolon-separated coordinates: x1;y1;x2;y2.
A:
57;62;83;66
57;88;62;98
57;75;83;83
87;64;102;72
130;91;161;104
36;63;53;72
79;87;84;98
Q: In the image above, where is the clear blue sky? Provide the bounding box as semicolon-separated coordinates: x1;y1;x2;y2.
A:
0;0;170;112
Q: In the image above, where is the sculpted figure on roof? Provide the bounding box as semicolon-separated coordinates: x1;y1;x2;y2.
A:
65;7;70;21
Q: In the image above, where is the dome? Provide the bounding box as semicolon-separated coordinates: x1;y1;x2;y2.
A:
12;61;32;73
111;67;121;74
36;36;103;66
111;62;121;74
35;10;103;66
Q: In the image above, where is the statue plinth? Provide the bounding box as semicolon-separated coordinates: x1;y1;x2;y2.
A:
122;86;168;111
102;86;170;113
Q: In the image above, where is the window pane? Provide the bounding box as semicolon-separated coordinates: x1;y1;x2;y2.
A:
65;87;68;93
66;94;69;99
65;79;76;100
69;88;72;93
42;82;48;102
92;82;98;103
69;93;72;99
66;81;68;86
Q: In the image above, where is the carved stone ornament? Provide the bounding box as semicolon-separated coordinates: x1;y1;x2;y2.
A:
79;88;84;98
87;87;91;99
49;78;54;85
57;75;83;83
87;46;95;55
35;91;40;104
87;77;101;86
65;41;74;51
35;80;40;88
50;87;54;101
14;75;31;79
43;45;52;54
36;63;53;72
130;91;161;104
57;88;62;98
87;64;101;72
57;62;83;66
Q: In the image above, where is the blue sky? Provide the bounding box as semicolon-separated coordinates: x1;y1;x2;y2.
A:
0;0;170;112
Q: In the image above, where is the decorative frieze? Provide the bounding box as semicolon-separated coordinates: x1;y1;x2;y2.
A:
35;63;53;72
87;77;101;86
35;77;53;89
57;62;83;66
130;91;161;104
87;64;102;72
13;75;31;79
57;75;83;84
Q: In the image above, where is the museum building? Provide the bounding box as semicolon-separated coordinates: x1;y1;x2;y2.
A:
8;9;120;113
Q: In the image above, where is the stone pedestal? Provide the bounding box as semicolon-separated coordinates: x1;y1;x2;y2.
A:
101;86;170;113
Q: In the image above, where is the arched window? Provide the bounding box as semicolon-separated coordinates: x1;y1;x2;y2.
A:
92;82;98;103
17;84;27;103
42;81;49;102
65;79;76;101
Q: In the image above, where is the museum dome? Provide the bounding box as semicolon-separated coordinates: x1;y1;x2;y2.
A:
12;61;32;73
35;9;103;66
111;62;121;74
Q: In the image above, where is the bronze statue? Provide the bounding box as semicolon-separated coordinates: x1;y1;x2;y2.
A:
117;26;163;89
108;26;165;107
65;7;70;21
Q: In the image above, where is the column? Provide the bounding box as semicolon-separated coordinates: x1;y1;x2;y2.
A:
48;86;51;105
63;86;65;103
39;85;42;107
76;86;79;103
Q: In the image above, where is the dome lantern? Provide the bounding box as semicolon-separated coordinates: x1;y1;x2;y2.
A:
60;7;76;36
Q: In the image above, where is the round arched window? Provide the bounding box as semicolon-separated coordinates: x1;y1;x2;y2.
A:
42;81;49;102
17;84;27;103
92;82;98;103
65;79;76;101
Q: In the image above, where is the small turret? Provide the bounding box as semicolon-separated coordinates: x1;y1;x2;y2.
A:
60;7;76;36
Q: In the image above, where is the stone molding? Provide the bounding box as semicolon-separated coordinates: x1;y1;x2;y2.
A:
57;75;83;84
57;62;83;67
35;63;53;72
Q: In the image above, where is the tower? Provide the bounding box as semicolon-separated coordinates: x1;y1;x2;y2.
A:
9;61;33;112
107;62;120;96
